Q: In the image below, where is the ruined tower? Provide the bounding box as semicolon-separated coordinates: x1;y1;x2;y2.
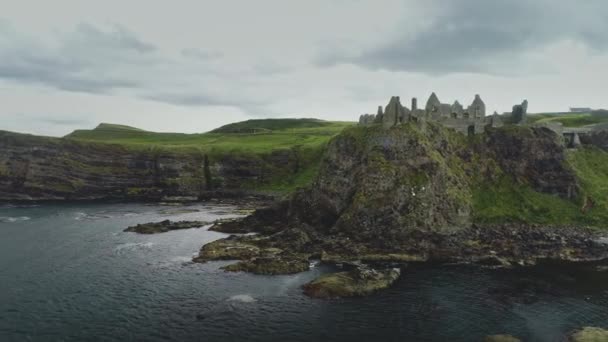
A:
383;96;408;128
425;92;441;113
469;94;486;119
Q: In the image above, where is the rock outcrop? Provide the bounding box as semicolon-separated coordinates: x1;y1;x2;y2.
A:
479;125;578;199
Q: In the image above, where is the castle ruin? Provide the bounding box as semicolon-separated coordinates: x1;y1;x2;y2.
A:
359;93;504;135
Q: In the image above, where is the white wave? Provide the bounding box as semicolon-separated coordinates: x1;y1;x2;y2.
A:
122;212;140;217
114;242;155;252
227;294;256;303
74;212;114;221
0;216;31;223
73;212;88;221
170;256;193;263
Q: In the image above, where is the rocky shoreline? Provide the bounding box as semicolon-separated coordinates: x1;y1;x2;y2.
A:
191;202;608;298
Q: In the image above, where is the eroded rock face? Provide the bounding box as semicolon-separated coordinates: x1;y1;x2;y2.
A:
480;126;578;199
289;123;473;251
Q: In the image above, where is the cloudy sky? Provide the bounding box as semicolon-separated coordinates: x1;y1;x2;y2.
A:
1;0;608;136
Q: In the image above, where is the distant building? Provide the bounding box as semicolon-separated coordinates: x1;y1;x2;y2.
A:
570;107;592;113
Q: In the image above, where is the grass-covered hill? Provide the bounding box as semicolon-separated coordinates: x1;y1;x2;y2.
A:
65;119;353;153
527;110;608;128
211;118;337;133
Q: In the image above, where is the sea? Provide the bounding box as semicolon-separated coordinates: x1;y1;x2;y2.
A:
1;202;607;342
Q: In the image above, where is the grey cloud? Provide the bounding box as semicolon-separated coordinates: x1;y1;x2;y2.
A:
250;62;293;76
319;0;608;75
0;20;290;112
0;22;154;93
181;48;223;60
35;116;92;127
143;92;268;108
67;23;156;54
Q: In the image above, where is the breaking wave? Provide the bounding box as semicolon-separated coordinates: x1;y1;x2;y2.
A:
227;294;256;303
0;216;31;223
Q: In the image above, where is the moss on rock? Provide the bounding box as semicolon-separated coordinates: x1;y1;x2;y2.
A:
302;266;401;299
222;255;310;275
193;237;271;263
569;327;608;342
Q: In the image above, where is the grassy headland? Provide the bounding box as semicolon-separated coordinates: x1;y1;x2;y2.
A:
62;119;354;194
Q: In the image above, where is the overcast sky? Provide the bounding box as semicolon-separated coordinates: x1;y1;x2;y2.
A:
2;0;608;136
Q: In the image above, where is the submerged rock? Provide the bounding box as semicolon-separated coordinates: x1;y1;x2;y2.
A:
124;220;209;234
302;266;401;299
484;335;521;342
569;327;608;341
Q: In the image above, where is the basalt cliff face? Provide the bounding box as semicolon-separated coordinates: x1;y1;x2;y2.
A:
199;123;608;272
0;131;303;201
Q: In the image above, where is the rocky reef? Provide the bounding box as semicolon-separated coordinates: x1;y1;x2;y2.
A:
193;122;608;283
124;220;210;234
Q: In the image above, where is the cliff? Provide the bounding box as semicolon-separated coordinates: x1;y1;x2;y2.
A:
0;130;320;201
198;122;608;271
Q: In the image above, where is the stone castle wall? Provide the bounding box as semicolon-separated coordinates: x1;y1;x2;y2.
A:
359;92;504;135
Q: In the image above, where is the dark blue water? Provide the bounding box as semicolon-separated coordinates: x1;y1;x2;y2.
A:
1;203;608;342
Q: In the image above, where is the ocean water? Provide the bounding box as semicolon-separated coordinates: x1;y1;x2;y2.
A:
1;202;607;342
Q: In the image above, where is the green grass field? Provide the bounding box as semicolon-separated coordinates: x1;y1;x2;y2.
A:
66;120;354;154
527;111;608;128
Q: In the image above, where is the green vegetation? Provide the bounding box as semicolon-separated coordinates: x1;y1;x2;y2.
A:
65;119;353;154
527;112;608;127
94;123;146;131
567;147;608;222
472;146;608;227
473;176;584;225
212;118;341;133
